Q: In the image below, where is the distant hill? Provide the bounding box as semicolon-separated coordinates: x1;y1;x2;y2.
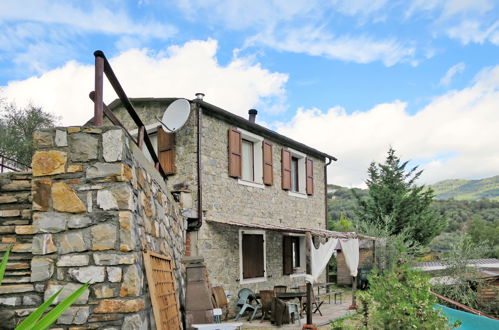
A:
429;175;499;201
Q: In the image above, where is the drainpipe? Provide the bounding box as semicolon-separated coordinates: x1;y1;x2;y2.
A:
324;156;334;230
195;103;203;230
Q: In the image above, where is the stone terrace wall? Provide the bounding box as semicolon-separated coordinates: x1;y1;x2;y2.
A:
0;126;186;329
0;171;34;325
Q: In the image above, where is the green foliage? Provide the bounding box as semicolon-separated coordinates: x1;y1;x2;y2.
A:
353;147;446;246
1;245;88;329
358;265;457;329
432;233;498;316
467;215;499;258
329;215;355;232
0;102;58;166
431;175;499;201
0;244;12;285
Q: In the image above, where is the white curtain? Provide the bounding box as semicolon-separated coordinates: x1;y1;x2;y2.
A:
305;237;338;284
340;238;359;277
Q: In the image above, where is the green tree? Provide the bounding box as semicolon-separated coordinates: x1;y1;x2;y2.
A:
353;147;446;246
0;102;58;166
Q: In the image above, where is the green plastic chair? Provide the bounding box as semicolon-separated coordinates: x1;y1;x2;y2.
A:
234;288;261;322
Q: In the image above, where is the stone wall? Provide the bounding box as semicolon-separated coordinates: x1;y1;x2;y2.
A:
198;113;327;314
337;240;375;285
0;126;186;329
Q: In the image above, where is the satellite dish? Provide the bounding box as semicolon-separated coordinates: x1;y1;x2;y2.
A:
158;99;191;132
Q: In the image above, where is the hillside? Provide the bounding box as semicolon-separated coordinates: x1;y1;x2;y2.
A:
429;175;499;201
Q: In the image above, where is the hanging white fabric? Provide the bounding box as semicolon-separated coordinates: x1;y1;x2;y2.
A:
305;237;338;284
339;238;359;277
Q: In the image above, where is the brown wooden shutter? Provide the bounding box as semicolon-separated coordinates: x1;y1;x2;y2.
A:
282;236;293;275
242;234;264;279
306;158;314;195
228;128;242;178
157;126;176;175
281;149;291;190
262;141;273;185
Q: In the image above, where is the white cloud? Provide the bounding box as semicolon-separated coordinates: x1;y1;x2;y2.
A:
407;0;494;19
275;65;499;187
439;62;465;86
246;26;415;66
332;0;389;16
1;39;288;125
446;20;499;45
0;1;176;38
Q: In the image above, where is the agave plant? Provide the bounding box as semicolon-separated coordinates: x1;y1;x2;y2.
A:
1;245;89;330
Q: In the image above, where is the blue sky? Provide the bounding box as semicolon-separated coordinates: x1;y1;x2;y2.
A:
1;0;498;187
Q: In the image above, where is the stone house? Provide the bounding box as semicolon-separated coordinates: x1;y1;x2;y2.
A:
106;97;337;315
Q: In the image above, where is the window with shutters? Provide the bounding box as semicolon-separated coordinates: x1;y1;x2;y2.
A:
282;234;305;276
283;148;314;198
239;229;266;283
229;128;269;189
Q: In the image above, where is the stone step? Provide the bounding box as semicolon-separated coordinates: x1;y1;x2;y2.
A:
5;270;31;276
6;262;30;270
2;276;31;283
0;284;34;294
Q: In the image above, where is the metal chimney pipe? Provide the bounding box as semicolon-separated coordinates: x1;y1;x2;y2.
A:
195;93;205;100
248;109;257;123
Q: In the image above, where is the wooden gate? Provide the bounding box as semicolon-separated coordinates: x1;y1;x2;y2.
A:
143;251;181;330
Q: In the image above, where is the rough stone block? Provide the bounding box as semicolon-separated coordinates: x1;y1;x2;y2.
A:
32;234;57;255
15;225;35;235
103;129;123;162
32;150;67;176
31;257;55;282
58;231;88;254
0;284;34;294
93;253;135;265
91;224;116;251
69;133;98;161
92;283;116;298
44;282;89;305
56;254;90;267
55;129;68;147
23;294;42;306
93;298;145;313
51;182;86;213
68;266;105;283
86;162;127;182
32;178;51;211
119;211;136;252
67;215;92;229
123;313;148;330
67;164;83;173
34;212;67;233
112;185;134;210
33;130;53;147
57;306;89;325
0;194;17;203
120;264;142;297
12;243;31;253
96;190;118;210
0;209;21;217
107;267;122;282
0;296;22;306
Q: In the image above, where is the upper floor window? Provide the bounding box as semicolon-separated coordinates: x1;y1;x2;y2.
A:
228;128;273;187
282;148;314;197
242;139;254;181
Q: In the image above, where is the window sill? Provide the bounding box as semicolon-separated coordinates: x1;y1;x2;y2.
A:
239;276;267;284
238;179;265;189
290;272;307;278
288;191;308;199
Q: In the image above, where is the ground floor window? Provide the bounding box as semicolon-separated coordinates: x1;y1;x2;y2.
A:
239;230;266;282
283;234;305;275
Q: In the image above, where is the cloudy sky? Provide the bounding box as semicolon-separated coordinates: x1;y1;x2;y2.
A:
1;0;498;187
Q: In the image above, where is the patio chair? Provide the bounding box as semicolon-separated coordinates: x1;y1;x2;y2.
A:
299;285;323;316
234;288;261;322
273;285;287;294
258;290;275;321
212;286;229;321
288;302;301;325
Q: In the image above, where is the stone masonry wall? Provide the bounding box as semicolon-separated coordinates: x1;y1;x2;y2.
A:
0;126;186;329
337;240;375;285
198;114;327;314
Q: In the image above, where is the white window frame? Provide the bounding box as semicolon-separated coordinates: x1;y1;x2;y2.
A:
285;233;306;277
239;229;267;284
287;148;307;198
237;128;264;189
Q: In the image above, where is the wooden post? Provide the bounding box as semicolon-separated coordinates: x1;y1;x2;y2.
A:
305;232;313;326
94;54;104;126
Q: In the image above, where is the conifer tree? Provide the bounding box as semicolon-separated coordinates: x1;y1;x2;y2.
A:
354;147;446;245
